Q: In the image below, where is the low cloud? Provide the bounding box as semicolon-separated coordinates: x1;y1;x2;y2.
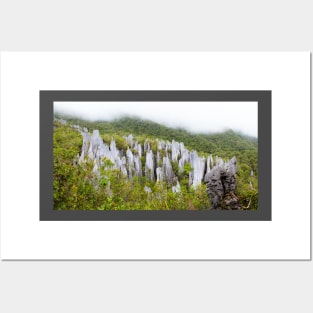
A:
54;101;258;137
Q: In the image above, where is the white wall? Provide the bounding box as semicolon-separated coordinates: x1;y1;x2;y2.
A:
0;1;312;313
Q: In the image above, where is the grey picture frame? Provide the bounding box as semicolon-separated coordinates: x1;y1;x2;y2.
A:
40;90;271;221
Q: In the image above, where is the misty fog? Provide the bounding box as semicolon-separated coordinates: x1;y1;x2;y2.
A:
54;101;258;137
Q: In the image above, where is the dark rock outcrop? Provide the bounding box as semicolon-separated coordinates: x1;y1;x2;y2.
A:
205;157;240;210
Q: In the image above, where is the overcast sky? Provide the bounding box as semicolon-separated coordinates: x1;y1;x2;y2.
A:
54;101;258;137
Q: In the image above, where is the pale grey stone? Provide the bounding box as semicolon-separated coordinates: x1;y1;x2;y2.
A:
144;186;152;193
189;151;206;187
134;155;142;177
171;140;180;162
145;150;154;180
156;167;163;182
124;134;134;147
172;181;181;193
162;156;175;183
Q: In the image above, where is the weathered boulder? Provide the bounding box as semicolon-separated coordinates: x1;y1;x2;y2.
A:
222;192;240;210
205;157;240;210
205;166;224;209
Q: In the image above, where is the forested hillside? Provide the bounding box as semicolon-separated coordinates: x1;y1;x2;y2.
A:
53;113;258;211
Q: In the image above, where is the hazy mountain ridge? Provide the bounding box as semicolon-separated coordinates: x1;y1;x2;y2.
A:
54;113;257;156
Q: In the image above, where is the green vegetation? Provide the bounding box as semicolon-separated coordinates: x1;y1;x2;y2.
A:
53;122;105;210
53;115;258;210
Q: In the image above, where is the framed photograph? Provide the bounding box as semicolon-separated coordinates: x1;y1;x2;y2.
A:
1;52;310;260
41;90;271;221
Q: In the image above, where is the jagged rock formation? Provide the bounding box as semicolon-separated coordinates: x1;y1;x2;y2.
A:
189;151;206;187
145;150;154;181
75;128;219;191
204;157;240;210
70;123;241;208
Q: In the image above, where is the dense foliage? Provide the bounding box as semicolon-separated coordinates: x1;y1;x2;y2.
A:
53;114;258;210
